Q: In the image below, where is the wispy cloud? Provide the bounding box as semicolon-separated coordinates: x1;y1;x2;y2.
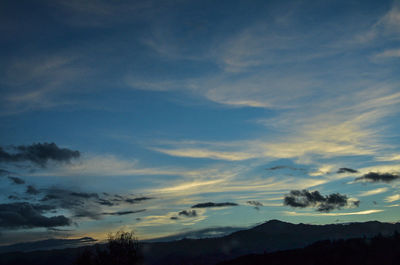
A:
34;154;196;177
284;209;384;217
374;48;400;60
1;54;86;115
355;2;400;43
153;148;256;161
135;209;207;227
385;194;400;203
154;179;226;194
359;187;388;197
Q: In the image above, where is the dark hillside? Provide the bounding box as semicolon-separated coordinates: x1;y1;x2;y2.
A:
218;233;400;265
1;220;399;265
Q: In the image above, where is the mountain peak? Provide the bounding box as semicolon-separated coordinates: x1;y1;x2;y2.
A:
265;219;287;224
251;219;294;232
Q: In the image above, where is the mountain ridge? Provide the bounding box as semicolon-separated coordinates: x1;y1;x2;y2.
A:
1;220;399;265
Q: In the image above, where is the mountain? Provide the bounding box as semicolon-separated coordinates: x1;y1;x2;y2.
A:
141;220;400;265
217;233;400;265
0;220;399;265
0;237;97;254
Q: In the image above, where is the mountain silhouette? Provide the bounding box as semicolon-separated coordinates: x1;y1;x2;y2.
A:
0;237;96;254
0;220;399;265
141;220;400;265
217;232;400;265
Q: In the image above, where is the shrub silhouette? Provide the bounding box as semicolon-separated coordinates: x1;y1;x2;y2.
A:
74;231;141;265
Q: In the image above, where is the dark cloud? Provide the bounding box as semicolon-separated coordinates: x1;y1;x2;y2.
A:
102;209;146;216
0;143;80;167
178;210;197;217
40;194;59;201
8;176;25;184
97;198;114;206
352;200;360;207
38;188;100;219
8;195;20;200
125;196;152;204
0;202;71;229
337;168;358;174
36;188;152;220
191;202;238;208
170;216;178;220
73;208;102;220
355;172;400;183
16;185;152;221
47;227;75;232
266;165;305;171
247;201;263;207
284;190;359;212
0;169;11;176
26;185;40;195
70;192;99;199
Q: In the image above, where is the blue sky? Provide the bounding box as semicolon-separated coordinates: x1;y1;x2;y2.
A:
1;0;400;245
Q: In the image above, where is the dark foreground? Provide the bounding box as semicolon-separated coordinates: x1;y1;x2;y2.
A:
1;220;399;265
218;233;400;265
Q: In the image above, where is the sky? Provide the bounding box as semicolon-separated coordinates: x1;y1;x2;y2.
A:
0;0;400;245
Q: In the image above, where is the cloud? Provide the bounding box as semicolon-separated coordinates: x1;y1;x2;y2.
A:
359;187;388;197
191;202;238;208
266;165;305;171
384;194;400;203
247;201;263;207
150;226;247;242
309;165;334;176
97;198;114;206
0;202;71;229
247;200;263;210
0;143;80;167
0;169;11;176
136;209;207;227
379;2;400;32
36;154;195;177
69;192;99;199
124;197;152;204
152;106;383;163
154;179;226;194
153;148;256;161
355;2;400;43
283;190;359;212
178;210;197;217
102;209;146;216
374;48;400;60
337;168;358;174
37;188;103;220
8;176;25;185
31;187;153;220
284;209;384;217
355;172;400;183
26;185;40;195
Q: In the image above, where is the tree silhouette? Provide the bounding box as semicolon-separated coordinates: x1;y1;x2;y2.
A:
74;231;141;265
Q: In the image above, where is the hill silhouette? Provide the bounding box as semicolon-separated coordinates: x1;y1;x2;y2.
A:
141;220;400;265
0;237;96;254
218;232;400;265
0;220;399;265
